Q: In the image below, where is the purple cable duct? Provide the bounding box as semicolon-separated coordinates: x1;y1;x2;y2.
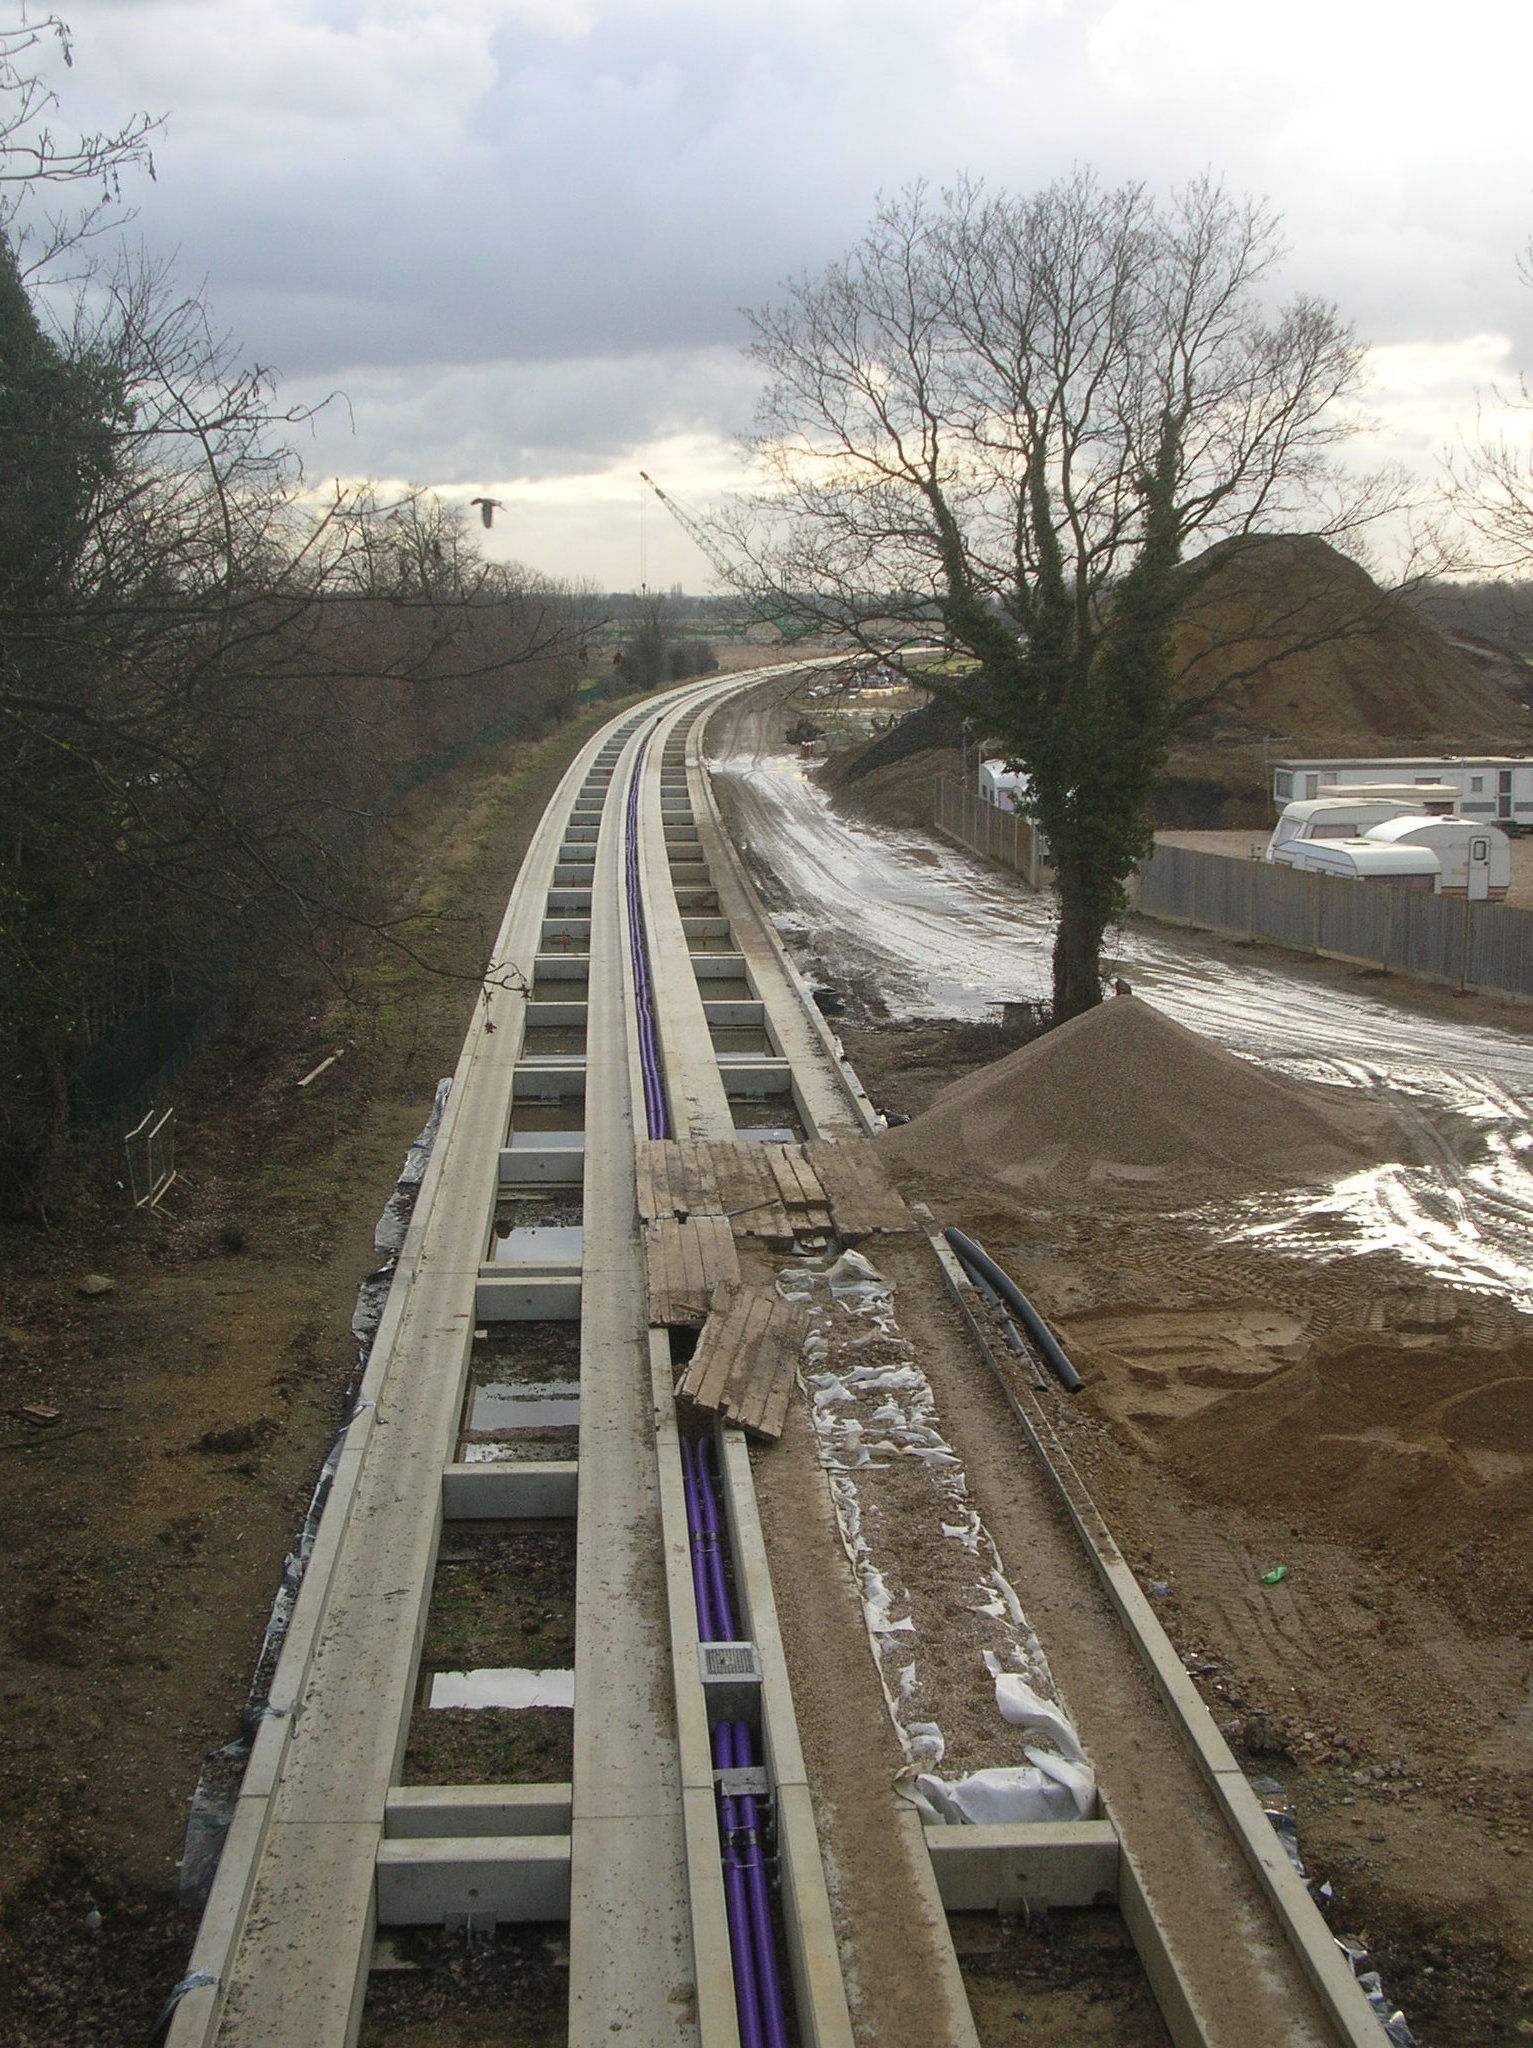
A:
680;1439;716;1642
731;1719;789;2048
684;1439;794;2048
624;729;669;1139
714;1719;765;2048
693;1436;737;1641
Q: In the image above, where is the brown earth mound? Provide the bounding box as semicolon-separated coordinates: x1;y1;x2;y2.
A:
1173;534;1531;751
881;992;1406;1197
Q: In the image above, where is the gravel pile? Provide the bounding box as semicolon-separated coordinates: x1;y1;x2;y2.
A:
881;992;1394;1197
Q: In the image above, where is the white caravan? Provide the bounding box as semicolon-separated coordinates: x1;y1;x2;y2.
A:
1267;796;1427;861
1362;816;1510;900
978;758;1031;812
1276;839;1440;889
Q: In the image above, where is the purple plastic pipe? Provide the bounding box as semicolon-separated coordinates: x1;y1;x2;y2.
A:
692;1436;737;1641
714;1719;764;2048
680;1439;716;1642
731;1720;789;2048
624;729;669;1139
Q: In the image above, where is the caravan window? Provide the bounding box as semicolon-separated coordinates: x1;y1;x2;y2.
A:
1273;770;1293;799
1471;775;1484;793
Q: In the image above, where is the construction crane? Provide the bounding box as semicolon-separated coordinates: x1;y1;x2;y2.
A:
638;471;811;643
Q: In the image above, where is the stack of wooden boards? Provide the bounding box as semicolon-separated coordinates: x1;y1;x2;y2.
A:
638;1135;917;1439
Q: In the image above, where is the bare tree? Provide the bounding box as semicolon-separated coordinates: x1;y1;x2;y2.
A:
1446;239;1533;575
726;173;1393;1019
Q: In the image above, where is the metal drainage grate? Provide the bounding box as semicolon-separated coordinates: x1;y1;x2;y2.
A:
700;1643;761;1681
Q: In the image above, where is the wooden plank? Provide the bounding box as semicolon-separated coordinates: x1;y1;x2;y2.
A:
765;1145;804;1210
678;1213;707;1313
691;1141;724;1215
695;1291;772;1413
752;1350;799;1442
781;1147;827;1211
805;1137;915;1237
726;1299;806;1439
654;1141;676;1221
677;1280;741;1403
634;1143;657;1223
711;1145;793;1246
697;1213;740;1295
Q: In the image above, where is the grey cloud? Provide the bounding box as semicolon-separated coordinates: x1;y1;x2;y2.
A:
285;347;764;485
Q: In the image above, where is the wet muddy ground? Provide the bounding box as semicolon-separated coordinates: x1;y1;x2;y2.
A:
706;682;1533;2040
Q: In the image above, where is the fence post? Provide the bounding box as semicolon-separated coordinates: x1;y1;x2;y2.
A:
1381;886;1393;972
1247;856;1257;944
1312;872;1321;955
1461;893;1472;992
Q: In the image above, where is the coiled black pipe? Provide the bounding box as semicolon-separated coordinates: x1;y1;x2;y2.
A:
944;1227;1082;1393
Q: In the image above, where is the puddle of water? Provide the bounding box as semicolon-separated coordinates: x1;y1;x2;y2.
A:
429;1668;575;1710
470;1381;580;1430
488;1225;583;1268
509;1101;585;1132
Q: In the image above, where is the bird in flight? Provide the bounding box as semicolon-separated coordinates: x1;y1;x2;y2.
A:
471;497;505;529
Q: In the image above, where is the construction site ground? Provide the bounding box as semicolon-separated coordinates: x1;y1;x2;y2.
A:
7;664;1533;2047
710;674;1533;2047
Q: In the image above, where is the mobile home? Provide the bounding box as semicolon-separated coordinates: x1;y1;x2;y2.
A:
1270;756;1533;827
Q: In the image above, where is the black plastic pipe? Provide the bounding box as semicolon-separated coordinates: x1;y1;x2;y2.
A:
943;1228;1082;1393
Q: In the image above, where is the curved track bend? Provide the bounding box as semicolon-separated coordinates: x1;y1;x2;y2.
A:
163;669;1391;2048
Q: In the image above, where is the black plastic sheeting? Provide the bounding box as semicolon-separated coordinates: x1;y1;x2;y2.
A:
1252;1775;1416;2048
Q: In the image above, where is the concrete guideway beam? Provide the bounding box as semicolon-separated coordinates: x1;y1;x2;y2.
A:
375;1835;572;1926
164;685;729;2048
925;1230;1387;2048
636;705;735;1140
567;708;700;2047
385;1785;573;1838
686;699;880;1139
924;1819;1120;1913
441;1459;578;1520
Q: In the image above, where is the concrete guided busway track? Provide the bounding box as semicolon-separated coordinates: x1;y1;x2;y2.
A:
166;664;1393;2048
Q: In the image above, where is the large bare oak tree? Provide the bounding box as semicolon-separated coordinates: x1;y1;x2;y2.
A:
730;173;1385;1018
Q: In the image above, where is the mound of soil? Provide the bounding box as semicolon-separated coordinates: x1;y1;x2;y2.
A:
1172;535;1533;753
881;992;1406;1198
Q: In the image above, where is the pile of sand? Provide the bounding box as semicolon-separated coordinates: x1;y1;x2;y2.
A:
881;993;1402;1198
1172;534;1530;750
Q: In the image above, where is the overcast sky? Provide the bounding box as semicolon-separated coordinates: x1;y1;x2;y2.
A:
44;0;1533;587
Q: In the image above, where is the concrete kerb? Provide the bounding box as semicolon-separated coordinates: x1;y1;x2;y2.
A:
924;1231;1389;2048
